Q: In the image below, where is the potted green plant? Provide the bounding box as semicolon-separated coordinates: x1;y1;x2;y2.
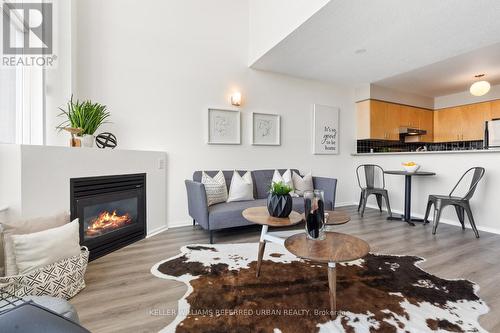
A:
267;181;293;218
57;96;111;147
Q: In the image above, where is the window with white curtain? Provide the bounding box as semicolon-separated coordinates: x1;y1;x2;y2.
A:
0;0;45;145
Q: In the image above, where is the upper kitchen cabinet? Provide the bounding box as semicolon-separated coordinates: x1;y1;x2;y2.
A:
418;110;434;142
434;107;462;142
356;100;433;141
489;100;500;119
434;102;488;142
356;100;399;140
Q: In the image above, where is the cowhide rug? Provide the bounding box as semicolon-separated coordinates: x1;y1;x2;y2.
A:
151;242;489;333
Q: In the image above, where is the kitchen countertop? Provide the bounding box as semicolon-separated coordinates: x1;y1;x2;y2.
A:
352;149;500;156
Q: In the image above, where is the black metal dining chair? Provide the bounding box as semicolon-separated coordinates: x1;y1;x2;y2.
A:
356;164;392;218
423;167;485;238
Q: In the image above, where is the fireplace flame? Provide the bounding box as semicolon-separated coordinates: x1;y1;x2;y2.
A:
86;210;132;236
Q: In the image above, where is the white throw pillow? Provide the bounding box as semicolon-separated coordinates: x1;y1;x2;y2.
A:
227;171;254;202
292;171;314;196
11;219;81;275
1;212;69;276
272;169;299;197
201;171;228;206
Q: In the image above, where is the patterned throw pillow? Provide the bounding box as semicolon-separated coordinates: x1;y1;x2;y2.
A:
201;171;228;206
292;171;314;196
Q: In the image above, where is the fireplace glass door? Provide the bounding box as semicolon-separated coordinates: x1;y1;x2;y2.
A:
76;188;144;250
82;196;138;240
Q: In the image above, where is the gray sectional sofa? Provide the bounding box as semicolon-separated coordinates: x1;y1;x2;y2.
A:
185;169;337;243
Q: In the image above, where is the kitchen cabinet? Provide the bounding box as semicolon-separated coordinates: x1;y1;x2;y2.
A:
462;103;488;141
434;103;488;142
356;100;399;140
398;105;420;128
418;110;434;142
357;100;433;141
490;100;500;120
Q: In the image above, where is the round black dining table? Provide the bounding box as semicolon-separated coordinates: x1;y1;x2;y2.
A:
384;170;436;226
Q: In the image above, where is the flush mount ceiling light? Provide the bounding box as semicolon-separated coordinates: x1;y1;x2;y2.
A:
470;74;491;97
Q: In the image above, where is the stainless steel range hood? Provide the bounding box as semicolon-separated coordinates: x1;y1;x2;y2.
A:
399;127;427;136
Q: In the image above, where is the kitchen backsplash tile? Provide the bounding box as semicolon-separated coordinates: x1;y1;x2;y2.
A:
357;139;484;154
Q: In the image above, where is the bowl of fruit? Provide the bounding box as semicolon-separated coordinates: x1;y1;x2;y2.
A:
402;162;420;173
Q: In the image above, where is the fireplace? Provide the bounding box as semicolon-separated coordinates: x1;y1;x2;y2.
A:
70;174;146;261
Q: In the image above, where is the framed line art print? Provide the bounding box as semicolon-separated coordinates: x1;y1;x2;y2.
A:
207;108;241;145
251;112;281;146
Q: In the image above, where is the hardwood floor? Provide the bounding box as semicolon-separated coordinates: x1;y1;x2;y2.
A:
71;206;500;332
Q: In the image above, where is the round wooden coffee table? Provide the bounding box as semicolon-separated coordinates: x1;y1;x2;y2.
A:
301;210;351;227
242;207;303;277
285;232;370;318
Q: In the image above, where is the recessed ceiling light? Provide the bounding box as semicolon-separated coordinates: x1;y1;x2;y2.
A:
355;48;367;54
470;74;491;97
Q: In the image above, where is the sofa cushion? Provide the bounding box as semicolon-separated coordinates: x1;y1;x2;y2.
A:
201;171;228;206
12;219;81;275
292;172;314;196
208;199;267;230
2;212;70;277
193;170;250;193
252;169;300;199
26;296;80;323
227;171;254;202
208;197;311;230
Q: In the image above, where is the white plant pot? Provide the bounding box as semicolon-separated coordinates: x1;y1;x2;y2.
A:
82;135;95;148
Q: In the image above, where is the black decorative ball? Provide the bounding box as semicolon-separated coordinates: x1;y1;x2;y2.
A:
95;132;117;149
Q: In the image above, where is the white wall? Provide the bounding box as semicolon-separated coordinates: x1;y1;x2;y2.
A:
434;84;500;109
369;85;435;109
0;144;167;235
353;152;499;234
248;0;330;65
48;0;357;227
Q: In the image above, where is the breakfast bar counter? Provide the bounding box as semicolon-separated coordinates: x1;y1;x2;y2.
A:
352;149;500;156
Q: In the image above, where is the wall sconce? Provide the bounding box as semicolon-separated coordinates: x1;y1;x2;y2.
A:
230;92;242;106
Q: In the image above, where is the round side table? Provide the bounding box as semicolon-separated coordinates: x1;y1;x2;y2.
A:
242;207;303;277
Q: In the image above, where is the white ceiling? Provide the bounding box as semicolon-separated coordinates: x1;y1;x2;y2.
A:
374;43;500;97
251;0;500;96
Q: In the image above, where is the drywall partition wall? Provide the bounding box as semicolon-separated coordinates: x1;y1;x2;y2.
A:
249;0;330;65
67;0;356;227
353;152;500;234
1;145;168;235
369;85;434;109
434;84;500;109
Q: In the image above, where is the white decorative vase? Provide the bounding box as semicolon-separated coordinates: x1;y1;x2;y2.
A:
82;135;95;148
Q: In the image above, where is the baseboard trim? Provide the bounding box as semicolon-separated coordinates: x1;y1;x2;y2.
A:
147;225;169;238
168;220;193;229
362;203;500;235
335;202;355;208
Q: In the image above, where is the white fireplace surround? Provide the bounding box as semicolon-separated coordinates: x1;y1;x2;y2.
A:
0;144;167;236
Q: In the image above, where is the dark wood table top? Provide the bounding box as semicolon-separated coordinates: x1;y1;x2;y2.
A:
284;232;370;263
242;207;303;227
301;210;350;226
384;170;436;176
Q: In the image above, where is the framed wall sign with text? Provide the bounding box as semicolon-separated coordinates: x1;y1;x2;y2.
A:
312;104;339;155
